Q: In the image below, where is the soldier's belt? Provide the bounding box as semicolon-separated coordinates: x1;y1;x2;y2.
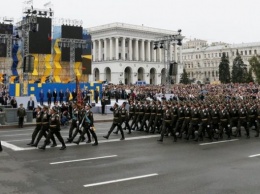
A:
202;119;208;121
122;115;126;117
114;117;119;119
179;117;184;119
50;125;57;127
185;117;190;119
192;118;198;120
36;123;42;125
129;112;134;114
173;115;177;116
165;120;171;122
41;122;49;124
139;112;144;114
249;115;255;118
145;113;150;114
240;117;246;119
151;113;156;115
157;114;161;115
220;119;227;121
212;117;218;119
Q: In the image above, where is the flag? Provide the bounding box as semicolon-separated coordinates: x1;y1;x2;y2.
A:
76;76;83;105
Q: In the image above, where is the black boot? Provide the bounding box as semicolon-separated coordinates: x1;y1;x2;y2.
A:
120;130;125;140
38;142;47;150
60;141;66;150
73;137;81;145
103;131;111;139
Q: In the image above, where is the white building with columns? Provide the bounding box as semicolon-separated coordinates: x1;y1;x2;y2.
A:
182;39;260;84
87;23;183;85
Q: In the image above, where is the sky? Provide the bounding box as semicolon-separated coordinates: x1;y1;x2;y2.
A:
0;0;259;44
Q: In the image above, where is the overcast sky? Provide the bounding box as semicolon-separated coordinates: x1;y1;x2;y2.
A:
1;0;259;44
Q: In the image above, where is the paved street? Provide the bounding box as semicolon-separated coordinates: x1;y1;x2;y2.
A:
1;123;260;194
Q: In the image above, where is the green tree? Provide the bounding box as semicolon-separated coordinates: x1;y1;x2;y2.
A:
249;55;260;83
179;68;190;84
219;52;231;83
231;50;247;83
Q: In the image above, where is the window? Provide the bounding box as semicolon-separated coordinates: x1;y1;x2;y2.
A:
199;54;201;59
249;50;252;55
215;53;217;57
212;53;214;57
254;50;257;54
232;51;235;56
208;54;210;58
196;55;198;59
245;50;247;55
119;41;121;47
241;51;243;55
204;54;207;58
219;53;221;57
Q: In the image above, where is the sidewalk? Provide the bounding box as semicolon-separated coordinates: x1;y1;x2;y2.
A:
0;113;113;129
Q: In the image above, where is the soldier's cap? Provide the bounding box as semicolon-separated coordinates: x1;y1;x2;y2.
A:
43;105;49;109
86;103;92;108
123;101;127;105
19;103;23;106
52;107;58;112
37;105;42;110
114;102;119;107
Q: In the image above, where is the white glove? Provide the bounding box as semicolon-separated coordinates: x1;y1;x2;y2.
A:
79;125;82;128
76;121;79;124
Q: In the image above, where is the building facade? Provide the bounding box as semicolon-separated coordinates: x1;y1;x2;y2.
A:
182;39;260;84
87;23;183;85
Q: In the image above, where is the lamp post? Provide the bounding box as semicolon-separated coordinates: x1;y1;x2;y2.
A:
153;30;184;90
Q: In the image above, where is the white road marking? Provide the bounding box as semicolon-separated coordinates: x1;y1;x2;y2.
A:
50;155;117;165
199;139;239;146
8;135;160;151
83;173;158;187
6;139;31;142
0;128;33;133
248;153;260;158
1;141;24;151
1;133;32;137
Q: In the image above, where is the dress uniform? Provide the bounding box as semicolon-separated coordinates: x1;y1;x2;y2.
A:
73;103;98;146
158;105;173;142
219;105;231;140
67;104;80;143
103;103;125;140
210;104;220;139
247;104;257;137
27;106;46;146
186;104;200;140
147;101;157;133
32;105;57;147
140;101;150;131
197;105;212;141
237;105;249;138
39;107;66;150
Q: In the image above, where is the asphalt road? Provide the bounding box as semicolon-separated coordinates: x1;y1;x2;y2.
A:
1;124;260;194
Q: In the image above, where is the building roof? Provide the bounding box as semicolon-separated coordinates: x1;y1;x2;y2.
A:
87;22;177;36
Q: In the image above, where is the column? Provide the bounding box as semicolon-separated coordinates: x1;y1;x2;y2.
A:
174;43;178;62
129;38;132;60
141;39;145;61
98;39;102;61
110;38;113;60
104;38;107;61
153;42;156;62
159;48;162;62
135;39;139;61
92;40;96;62
122;37;125;60
147;40;151;61
115;37;119;60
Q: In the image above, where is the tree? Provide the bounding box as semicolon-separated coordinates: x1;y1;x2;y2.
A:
231;50;247;83
249;56;260;83
179;69;190;84
219;52;231;83
245;67;254;83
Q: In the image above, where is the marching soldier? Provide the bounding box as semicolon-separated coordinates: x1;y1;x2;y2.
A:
136;101;145;131
140;100;150;131
157;105;173;142
32;105;57;147
174;102;185;138
219;105;231;140
152;101;163;134
181;102;191;139
237;104;249;138
210;104;220;140
229;104;239;136
130;100;140;130
39;107;66;150
196;104;212;142
73;103;98;146
147;101;157;133
247;104;257;137
114;102;131;134
255;103;260;137
186;103;200;140
103;103;125;140
170;102;178;142
27;106;46;146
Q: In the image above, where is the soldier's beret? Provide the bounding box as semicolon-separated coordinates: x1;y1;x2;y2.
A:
86;103;92;108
